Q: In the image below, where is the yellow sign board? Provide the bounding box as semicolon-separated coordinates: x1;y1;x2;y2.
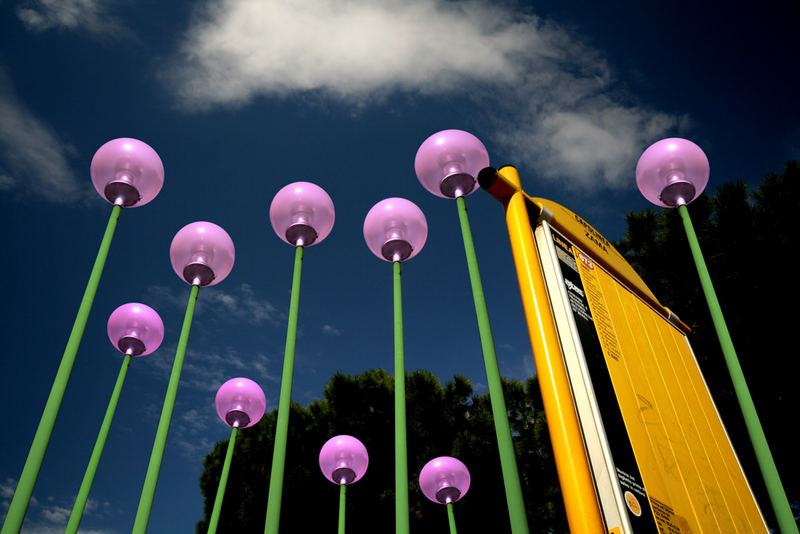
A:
483;166;767;533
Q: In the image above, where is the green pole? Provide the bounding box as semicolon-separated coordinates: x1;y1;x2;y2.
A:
455;196;529;533
338;483;347;534
446;502;457;534
207;426;239;534
65;352;132;534
264;245;304;534
393;260;410;534
132;283;200;533
1;204;122;534
678;204;797;534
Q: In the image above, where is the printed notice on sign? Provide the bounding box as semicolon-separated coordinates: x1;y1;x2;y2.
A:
548;227;767;533
550;229;658;532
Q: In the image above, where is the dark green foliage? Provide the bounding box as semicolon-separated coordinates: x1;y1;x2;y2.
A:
615;161;799;528
197;370;567;533
198;162;798;532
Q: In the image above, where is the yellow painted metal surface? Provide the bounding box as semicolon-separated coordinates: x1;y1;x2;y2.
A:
497;166;606;534
483;165;766;533
575;246;767;532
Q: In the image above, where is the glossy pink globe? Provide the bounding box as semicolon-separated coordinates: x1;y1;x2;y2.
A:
415;129;490;198
169;221;235;286
106;303;164;357
636;138;710;207
215;377;266;429
269;182;335;247
319;435;369;485
90;138;164;207
419;456;470;504
363;198;428;262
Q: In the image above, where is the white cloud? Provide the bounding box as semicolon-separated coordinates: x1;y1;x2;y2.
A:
497;103;688;190
39;503;71;524
171;408;216;458
0;70;89;204
0;174;15;190
0;478;15;501
322;324;340;336
0;479;116;533
82;497;112;518
169;0;538;105
167;0;685;190
145;283;279;326
145;343;274;394
15;0;125;37
8;525;116;534
202;283;278;325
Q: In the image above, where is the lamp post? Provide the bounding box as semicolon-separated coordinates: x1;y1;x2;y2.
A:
207;378;267;534
264;182;335;534
363;198;428;534
415;129;528;533
65;303;164;534
419;456;471;534
1;138;164;534
636;138;797;534
319;435;369;534
132;221;235;533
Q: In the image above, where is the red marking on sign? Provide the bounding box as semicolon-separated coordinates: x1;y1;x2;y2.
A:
578;252;594;270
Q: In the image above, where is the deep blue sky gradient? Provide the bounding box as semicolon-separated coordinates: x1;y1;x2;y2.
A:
1;1;797;532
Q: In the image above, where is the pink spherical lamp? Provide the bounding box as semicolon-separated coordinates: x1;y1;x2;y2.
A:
169;221;235;287
136;222;236;530
264;181;335;531
64;302;165;533
635;138;795;529
636;137;709;207
5;138;167;531
269;182;335;247
106;303;164;357
414;128;528;531
319;435;369;486
319;435;368;533
215;378;267;429
363;198;428;262
206;378;266;534
415;129;490;198
363;197;427;530
90;137;164;207
419;456;471;504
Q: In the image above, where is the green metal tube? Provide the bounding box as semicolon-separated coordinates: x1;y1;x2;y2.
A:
456;196;529;533
207;426;239;534
678;204;797;534
393;260;410;534
338;483;346;534
65;353;132;534
446;502;457;534
1;204;122;534
132;283;200;533
264;245;304;534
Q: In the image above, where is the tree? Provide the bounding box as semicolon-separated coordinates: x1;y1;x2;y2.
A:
615;161;800;528
197;162;799;532
197;370;568;533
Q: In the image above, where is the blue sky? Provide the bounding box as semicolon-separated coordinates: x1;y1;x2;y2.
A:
1;0;797;532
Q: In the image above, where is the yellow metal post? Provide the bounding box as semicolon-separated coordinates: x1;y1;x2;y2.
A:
493;166;605;533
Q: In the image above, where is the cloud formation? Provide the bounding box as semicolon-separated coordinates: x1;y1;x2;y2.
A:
0;478;115;533
145;282;279;326
0;70;88;204
145;343;274;394
167;0;684;189
171;0;539;103
139;344;274;458
322;324;341;336
15;0;124;37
